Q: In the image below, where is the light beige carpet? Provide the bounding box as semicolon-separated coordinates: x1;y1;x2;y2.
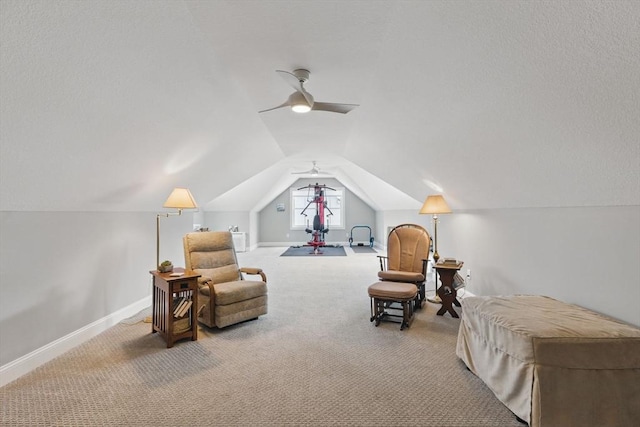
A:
1;247;522;426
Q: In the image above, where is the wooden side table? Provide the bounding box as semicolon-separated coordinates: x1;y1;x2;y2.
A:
149;268;200;348
434;261;464;318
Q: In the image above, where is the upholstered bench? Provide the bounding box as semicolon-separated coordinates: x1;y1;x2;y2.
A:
456;295;640;427
368;281;417;330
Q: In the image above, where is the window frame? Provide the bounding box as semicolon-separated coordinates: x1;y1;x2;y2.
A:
290;186;345;230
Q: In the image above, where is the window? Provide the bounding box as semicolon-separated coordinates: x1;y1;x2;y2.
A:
291;186;344;230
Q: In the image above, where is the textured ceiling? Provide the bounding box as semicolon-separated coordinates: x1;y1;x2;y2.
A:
1;0;638;212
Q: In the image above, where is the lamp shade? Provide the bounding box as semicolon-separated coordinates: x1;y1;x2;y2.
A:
163;188;198;209
419;195;452;215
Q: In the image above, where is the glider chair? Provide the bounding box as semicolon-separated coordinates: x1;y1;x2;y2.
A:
183;231;267;329
377;224;431;310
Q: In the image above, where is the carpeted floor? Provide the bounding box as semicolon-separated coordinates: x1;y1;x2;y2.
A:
0;247;522;426
280;245;346;256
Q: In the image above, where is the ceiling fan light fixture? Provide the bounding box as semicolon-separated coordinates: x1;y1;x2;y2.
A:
289;91;311;113
292;103;311;113
259;69;358;115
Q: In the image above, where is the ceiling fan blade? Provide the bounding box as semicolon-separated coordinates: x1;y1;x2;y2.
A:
300;88;314;107
312;102;359;114
258;100;290;114
292;170;331;176
276;70;304;93
291;161;333;175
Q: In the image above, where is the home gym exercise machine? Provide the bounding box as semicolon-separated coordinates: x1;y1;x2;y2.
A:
299;183;334;254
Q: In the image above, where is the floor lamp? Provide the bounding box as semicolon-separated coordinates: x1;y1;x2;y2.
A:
156;187;198;269
419;195;452;303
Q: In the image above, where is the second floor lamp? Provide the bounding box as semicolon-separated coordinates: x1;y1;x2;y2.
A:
419;194;452;263
419;194;452;303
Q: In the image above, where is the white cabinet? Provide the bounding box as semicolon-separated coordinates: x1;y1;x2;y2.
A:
231;232;246;252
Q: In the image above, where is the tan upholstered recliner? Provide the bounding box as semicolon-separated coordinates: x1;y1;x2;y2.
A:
377;224;431;309
183;231;267;328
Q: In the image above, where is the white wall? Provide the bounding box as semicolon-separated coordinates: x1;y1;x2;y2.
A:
374;205;640;326
249;210;259;250
0;211;194;373
443;205;640;326
203;211;250;234
375;209;433;248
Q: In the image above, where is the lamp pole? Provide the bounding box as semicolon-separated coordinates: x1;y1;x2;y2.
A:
156;210;182;269
432;213;440;263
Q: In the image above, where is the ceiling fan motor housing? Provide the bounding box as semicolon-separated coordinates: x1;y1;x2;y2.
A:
292;69;310;82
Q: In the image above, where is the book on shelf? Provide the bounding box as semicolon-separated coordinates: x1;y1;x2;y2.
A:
176;300;192;318
173;297;187;316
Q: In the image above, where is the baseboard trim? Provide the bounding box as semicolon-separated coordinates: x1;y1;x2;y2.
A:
257;242;295;247
0;296;151;387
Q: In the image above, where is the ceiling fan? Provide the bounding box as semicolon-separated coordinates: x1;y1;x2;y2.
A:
259;69;359;114
291;161;331;176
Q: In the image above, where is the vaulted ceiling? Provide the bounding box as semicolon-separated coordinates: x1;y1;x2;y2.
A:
1;0;638;213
